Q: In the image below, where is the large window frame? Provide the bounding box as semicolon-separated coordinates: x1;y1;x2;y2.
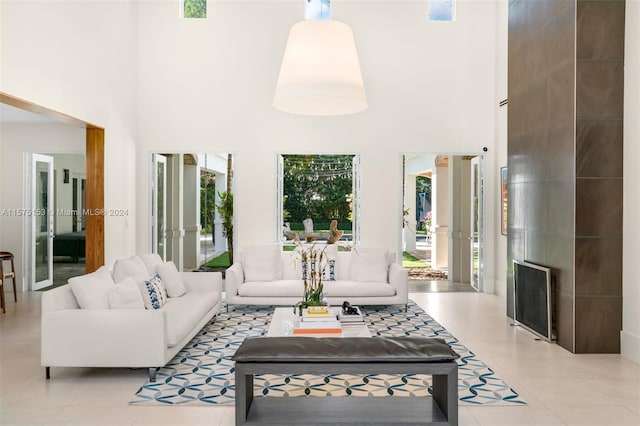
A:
276;153;361;246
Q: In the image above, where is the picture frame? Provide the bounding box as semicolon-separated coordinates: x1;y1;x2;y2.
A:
501;166;508;236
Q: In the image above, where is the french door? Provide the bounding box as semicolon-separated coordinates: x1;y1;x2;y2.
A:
151;154;167;260
25;154;54;290
470;156;484;291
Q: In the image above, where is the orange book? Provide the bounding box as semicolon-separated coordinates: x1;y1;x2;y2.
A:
293;327;342;335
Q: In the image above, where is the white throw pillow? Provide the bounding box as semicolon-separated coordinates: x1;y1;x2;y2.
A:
112;255;150;284
242;243;282;282
156;261;187;298
351;247;389;282
139;253;164;276
108;277;145;309
138;274;168;310
69;266;114;309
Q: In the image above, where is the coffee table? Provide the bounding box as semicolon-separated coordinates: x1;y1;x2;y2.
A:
267;306;371;337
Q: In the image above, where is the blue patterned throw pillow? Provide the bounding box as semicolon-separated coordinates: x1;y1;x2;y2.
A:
141;274;168;310
301;258;336;281
322;259;336;281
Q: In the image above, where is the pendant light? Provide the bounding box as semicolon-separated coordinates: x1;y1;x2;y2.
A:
272;0;367;116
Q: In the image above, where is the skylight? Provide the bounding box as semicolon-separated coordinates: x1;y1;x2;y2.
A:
429;0;455;22
305;0;331;20
182;0;206;19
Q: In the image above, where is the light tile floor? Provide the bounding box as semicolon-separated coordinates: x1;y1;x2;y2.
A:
1;291;638;426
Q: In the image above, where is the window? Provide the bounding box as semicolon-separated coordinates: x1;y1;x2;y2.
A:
429;0;455;22
277;154;360;246
305;0;330;20
182;0;206;19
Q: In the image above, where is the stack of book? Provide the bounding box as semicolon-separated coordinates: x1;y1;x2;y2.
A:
338;306;365;324
293;307;342;334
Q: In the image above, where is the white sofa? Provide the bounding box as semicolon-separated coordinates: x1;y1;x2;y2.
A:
41;254;222;382
225;245;408;309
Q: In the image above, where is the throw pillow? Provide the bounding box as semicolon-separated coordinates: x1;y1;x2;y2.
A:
139;274;168;310
139;253;164;276
69;266;114;309
112;255;150;284
323;259;336;281
322;244;338;281
108;277;145;309
350;247;389;282
299;244;337;282
242;243;282;282
156;261;187;298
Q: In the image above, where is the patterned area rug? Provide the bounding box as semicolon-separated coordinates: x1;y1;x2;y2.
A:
131;301;526;406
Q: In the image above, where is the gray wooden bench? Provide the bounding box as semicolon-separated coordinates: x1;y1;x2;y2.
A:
233;336;459;426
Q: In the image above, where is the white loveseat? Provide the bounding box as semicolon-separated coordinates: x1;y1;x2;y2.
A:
41;254;222;382
225;244;408;309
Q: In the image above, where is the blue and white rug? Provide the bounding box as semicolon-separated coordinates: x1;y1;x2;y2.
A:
131;301;526;406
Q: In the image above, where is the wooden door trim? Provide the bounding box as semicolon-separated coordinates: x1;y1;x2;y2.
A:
0;91;105;273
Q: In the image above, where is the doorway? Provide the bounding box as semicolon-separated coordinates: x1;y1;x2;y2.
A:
402;153;485;293
149;152;232;271
25;154;54;290
0;92;104;293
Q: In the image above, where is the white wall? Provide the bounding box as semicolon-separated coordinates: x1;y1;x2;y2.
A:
622;0;640;363
0;124;85;290
135;0;503;282
1;0;139;268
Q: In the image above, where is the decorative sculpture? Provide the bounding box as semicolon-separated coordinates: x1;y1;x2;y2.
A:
327;220;344;244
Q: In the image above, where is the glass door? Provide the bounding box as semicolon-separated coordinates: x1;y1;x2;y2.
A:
470;156;484;292
31;154;54;290
72;176;86;232
151;154;167;260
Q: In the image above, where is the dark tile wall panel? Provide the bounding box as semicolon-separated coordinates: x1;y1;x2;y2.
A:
548;61;576;127
575;178;623;236
507;0;576;350
577;1;626;60
547;122;575;181
573;0;624;353
556;289;575;351
576;61;625;118
575;237;622;296
547;179;574;236
576;119;624;178
509;0;624;353
575;296;622;353
547;235;574;294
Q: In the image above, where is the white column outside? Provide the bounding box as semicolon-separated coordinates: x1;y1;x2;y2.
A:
432;164;449;270
183;162;201;270
166;154;184;270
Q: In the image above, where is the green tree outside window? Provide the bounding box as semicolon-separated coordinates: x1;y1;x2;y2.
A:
184;0;206;18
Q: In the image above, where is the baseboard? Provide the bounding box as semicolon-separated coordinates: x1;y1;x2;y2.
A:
621;330;640;363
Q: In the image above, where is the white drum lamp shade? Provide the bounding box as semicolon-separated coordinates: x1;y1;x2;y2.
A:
273;20;368;116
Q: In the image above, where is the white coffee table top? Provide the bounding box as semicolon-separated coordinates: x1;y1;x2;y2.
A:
267;306;371;338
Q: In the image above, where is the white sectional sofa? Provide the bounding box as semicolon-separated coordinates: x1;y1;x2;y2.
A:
41;254;222;382
225;244;408;309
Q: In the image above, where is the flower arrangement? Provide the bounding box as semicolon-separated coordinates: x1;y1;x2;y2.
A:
424;211;432;230
292;242;334;315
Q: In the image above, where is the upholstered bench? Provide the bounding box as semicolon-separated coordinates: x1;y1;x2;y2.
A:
232;336;460;426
